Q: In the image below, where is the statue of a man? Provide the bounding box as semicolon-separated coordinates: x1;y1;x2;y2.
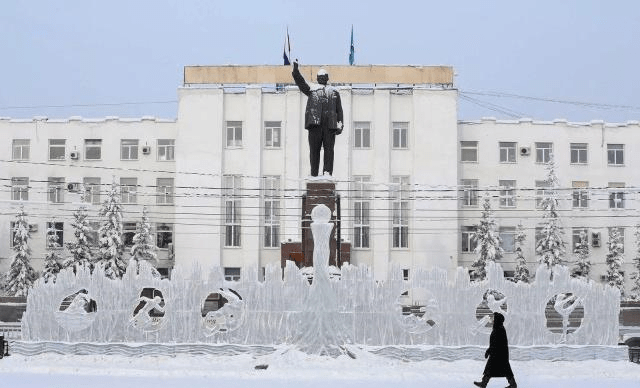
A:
292;61;343;177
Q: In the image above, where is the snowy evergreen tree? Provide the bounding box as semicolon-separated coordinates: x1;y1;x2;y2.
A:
42;223;63;283
130;206;158;269
630;224;640;300
605;227;625;298
535;154;566;272
571;229;592;280
470;193;503;281
96;177;126;279
64;205;94;272
5;206;37;296
513;223;530;283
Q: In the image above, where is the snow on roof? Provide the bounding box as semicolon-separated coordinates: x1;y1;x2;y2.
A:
0;116;176;123
459;117;640;128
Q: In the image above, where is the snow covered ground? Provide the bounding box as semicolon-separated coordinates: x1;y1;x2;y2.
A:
0;347;638;388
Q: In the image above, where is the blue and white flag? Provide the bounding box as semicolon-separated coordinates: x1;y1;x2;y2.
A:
349;25;355;65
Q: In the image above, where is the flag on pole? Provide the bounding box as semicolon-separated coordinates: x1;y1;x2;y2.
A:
349;25;355;65
283;27;291;65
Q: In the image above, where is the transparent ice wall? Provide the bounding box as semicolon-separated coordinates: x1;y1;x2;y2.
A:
22;206;620;348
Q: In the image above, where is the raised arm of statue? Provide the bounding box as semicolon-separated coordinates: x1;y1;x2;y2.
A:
292;61;311;96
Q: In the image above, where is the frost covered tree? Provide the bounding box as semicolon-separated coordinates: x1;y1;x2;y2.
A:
630;224;640;300
5;206;37;296
535;154;566;272
605;227;625;298
470;193;503;281
96;177;126;279
42;223;63;283
64;205;94;272
130;206;158;269
571;229;591;280
513;223;530;283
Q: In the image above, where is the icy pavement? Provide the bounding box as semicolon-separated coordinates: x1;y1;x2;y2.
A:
0;347;638;388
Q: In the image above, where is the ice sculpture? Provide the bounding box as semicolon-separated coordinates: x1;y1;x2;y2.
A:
21;206;621;349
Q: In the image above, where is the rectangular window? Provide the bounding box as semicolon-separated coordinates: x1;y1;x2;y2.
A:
353;176;372;249
12;139;30;160
353;121;371;149
226;121;243;147
572;181;589;208
224;267;241;281
156;223;173;249
462;226;477;253
83;177;101;204
85;139;102;160
123;221;137;247
157;178;174;205
120;177;137;204
264;121;282;148
121;139;139;160
47;222;64;247
607;144;624;165
460;179;479;207
460;141;478;162
391;176;410;248
499;180;516;207
157;139;175;161
570;143;588;164
48;177;65;203
608;182;625;209
224;175;242;247
499;142;516;163
535;180;551;209
263;176;280;248
572;228;588;250
11;177;29;201
49;139;66;160
535;142;553;163
499;227;516;253
392;122;408;149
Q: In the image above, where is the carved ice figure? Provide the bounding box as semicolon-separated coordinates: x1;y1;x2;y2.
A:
554;293;582;342
487;293;507;315
54;290;97;332
297;204;343;355
202;289;244;335
130;295;165;330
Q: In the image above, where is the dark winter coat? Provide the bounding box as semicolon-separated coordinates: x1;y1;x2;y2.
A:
483;312;514;378
292;67;343;131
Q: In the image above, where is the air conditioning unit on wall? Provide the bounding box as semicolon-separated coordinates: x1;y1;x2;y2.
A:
142;146;151;155
28;223;38;232
67;182;81;192
69;151;79;160
519;146;531;156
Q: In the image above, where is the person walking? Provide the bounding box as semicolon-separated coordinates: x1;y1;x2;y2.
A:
474;312;517;388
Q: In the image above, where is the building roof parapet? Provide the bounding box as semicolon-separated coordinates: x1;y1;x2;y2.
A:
183;65;454;86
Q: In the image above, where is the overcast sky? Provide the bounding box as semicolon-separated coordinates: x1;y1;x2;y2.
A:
1;0;639;122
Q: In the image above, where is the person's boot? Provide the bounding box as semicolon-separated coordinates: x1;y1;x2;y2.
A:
473;375;490;387
505;375;517;388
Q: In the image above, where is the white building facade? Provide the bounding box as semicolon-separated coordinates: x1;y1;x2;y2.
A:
1;65;638;289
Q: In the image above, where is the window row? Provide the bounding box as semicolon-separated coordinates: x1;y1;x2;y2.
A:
11;139;175;161
10;177;175;205
223;121;410;149
10;221;173;249
459;179;628;209
460;141;625;165
461;226;624;254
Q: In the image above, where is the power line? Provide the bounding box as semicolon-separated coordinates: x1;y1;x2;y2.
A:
0;100;178;110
